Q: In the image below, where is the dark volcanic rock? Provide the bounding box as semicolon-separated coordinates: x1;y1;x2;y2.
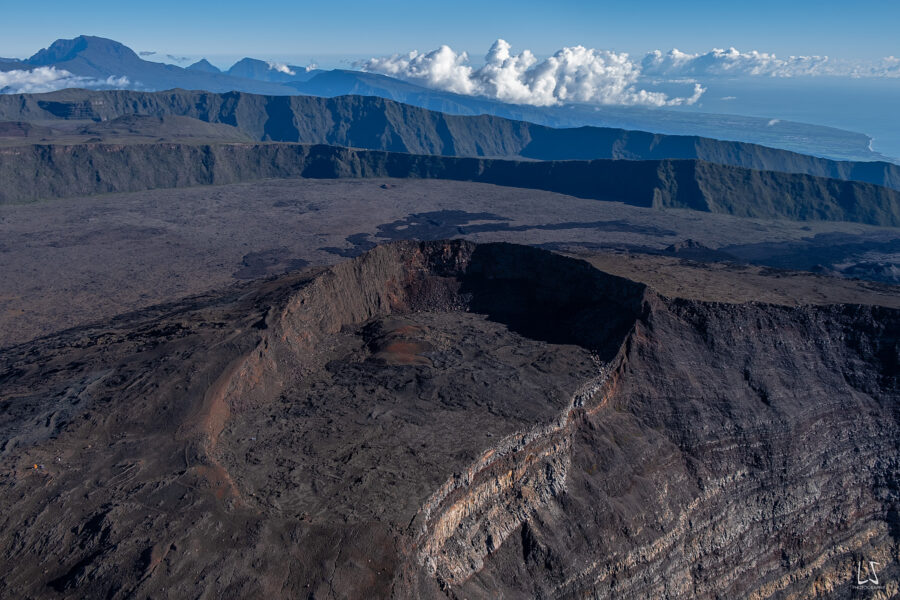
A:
662;238;737;262
232;248;309;279
2;142;899;226
0;121;54;139
74;114;253;142
0;241;897;598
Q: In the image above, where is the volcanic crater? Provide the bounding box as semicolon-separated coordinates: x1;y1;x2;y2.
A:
0;240;897;599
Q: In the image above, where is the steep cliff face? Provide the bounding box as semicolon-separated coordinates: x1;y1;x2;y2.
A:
447;298;900;599
3;143;900;226
0;242;897;599
0;89;898;190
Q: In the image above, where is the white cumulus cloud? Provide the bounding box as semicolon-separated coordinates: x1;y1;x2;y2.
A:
0;67;131;94
267;61;296;76
359;39;704;107
361;41;900;107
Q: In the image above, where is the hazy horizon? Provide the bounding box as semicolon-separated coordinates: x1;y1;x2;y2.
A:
3;0;898;60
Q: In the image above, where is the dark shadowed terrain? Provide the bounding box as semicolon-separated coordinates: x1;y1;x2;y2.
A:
1;89;898;188
3;143;900;228
0;115;252;146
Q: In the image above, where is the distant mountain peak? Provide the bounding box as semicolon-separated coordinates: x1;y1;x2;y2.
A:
6;35;306;95
27;35;140;66
226;57;313;82
230;57;268;69
227;57;281;74
187;58;221;74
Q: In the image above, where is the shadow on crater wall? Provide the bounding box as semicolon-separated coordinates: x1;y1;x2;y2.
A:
460;243;646;359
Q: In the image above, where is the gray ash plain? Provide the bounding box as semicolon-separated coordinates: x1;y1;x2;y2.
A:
2;177;899;348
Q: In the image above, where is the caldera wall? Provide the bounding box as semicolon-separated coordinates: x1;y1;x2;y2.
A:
2;143;899;226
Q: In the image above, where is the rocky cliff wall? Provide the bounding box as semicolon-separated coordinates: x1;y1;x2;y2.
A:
3;143;899;226
1;90;898;189
0;241;896;599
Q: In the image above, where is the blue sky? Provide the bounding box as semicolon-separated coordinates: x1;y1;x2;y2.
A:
2;0;898;61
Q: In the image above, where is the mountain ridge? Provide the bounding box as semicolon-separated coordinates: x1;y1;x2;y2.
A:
186;58;221;73
227;57;320;82
287;69;886;162
2;142;898;226
2;35;298;95
0;35;882;161
1;89;897;190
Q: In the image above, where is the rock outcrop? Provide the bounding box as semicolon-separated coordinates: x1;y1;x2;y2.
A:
0;241;897;598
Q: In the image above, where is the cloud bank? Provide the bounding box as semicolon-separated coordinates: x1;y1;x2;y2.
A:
360;40;900;107
359;39;704;107
642;48;900;78
869;56;900;77
641;48;830;78
0;67;130;94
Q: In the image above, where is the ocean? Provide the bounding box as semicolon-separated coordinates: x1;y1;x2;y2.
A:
670;76;900;162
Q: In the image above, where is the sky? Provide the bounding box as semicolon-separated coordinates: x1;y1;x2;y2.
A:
2;0;898;158
2;0;898;61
